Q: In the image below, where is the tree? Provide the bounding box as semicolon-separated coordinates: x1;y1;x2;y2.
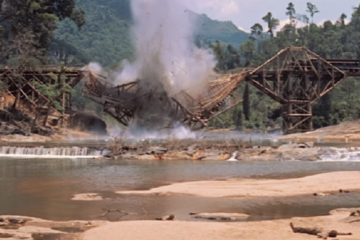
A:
210;40;226;71
234;107;243;130
0;0;85;64
286;2;296;26
262;12;280;38
243;83;250;121
225;44;240;70
240;40;256;66
337;13;347;27
306;2;319;23
250;23;264;38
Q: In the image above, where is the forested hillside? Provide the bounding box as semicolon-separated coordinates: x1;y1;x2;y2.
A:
54;0;250;67
54;0;133;67
207;3;360;131
195;14;249;47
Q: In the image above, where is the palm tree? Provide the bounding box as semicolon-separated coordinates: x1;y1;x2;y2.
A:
306;2;319;23
339;13;347;27
286;2;296;25
262;12;280;38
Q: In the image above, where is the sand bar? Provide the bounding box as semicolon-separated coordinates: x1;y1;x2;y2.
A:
117;171;360;198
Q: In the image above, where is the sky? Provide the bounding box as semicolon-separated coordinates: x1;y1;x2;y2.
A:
182;0;360;32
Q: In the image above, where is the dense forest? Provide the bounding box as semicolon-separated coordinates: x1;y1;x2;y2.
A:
1;0;360;132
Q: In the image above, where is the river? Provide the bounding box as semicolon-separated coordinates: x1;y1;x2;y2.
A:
1;155;360;222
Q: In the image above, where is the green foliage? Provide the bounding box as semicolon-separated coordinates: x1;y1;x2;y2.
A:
262;12;280;38
210;41;242;71
49;39;90;65
240;40;256;66
286;2;296;24
0;81;7;93
306;2;319;23
0;0;85;65
54;0;133;67
195;13;250;47
31;72;72;111
233;107;243;130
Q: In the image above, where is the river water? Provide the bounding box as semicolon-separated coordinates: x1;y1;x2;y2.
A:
1;155;360;222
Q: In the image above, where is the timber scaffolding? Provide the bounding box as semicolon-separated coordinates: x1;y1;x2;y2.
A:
83;70;247;130
83;47;360;134
0;66;84;122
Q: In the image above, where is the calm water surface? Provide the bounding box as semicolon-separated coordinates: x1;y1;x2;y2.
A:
1;157;360;221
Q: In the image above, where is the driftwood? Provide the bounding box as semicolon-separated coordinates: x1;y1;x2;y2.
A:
100;208;137;218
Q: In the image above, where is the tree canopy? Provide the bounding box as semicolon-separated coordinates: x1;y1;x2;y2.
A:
0;0;85;66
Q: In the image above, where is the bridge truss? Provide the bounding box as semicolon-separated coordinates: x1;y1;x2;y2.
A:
80;47;360;134
247;47;359;134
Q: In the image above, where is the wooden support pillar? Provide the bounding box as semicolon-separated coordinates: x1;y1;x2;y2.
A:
62;91;65;128
282;102;313;135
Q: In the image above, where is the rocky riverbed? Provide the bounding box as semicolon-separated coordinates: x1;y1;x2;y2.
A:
109;141;356;162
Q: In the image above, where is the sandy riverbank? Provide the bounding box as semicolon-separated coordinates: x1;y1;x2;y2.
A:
2;211;359;240
116;171;360;198
83;212;360;240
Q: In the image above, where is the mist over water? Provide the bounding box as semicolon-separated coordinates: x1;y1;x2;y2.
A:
86;0;217;138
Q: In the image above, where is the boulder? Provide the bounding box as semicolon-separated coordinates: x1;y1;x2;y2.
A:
146;147;168;155
68;112;107;136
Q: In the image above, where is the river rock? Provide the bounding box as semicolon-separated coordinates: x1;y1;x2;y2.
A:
279;147;319;161
275;143;319;161
146;147;168;155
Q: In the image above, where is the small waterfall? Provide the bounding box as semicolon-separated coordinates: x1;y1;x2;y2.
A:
0;146;110;159
226;151;239;162
318;147;360;162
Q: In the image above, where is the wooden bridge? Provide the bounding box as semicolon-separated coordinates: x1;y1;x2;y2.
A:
0;66;84;120
247;47;360;134
2;47;359;134
82;47;360;134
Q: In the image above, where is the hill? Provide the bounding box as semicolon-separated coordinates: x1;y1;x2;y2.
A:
54;0;250;67
195;14;250;48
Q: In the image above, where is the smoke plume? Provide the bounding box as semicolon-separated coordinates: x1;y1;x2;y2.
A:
86;0;217;138
116;0;216;99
